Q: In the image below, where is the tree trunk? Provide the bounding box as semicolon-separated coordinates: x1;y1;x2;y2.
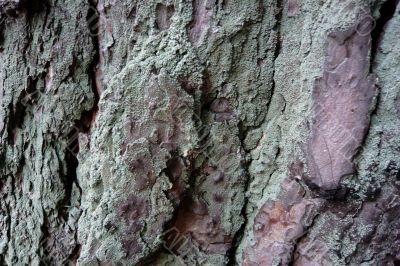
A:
0;0;399;265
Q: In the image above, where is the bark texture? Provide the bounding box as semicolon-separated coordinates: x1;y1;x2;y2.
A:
0;0;399;265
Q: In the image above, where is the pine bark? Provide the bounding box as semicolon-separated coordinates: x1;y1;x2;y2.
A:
0;0;399;265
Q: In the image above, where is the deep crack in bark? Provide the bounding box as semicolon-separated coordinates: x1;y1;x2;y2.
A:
370;0;399;71
60;0;101;262
227;0;284;264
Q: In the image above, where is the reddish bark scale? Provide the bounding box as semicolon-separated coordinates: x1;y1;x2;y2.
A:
306;23;376;191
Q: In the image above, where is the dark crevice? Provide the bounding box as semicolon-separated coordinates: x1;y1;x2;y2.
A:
66;244;82;265
58;0;101;261
63;0;100;175
6;102;25;145
39;212;52;265
59;0;101;230
6;76;39;145
259;0;284;131
370;0;399;70
41;1;51;31
227;149;251;265
127;6;137;19
0;1;19;16
20;0;50;14
0;19;5;47
59;148;79;222
227;1;284;264
199;70;215;116
161;153;197;245
87;3;101;98
164;156;190;206
194;70;214;160
58;129;80;261
14;0;51;21
273;0;283;60
86;0;100;133
227;119;252;265
0;0;48;18
267;0;283;114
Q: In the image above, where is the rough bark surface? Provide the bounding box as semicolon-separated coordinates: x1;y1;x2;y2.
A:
0;0;399;265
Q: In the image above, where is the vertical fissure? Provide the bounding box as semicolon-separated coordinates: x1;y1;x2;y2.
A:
64;0;100;199
268;0;283;113
227;122;252;266
274;0;283;60
370;0;399;71
227;0;284;264
87;0;101;118
59;0;101;262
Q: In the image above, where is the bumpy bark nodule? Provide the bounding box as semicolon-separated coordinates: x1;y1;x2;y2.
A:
0;0;399;265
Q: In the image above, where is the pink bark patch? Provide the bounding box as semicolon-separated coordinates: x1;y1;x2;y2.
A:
188;0;214;47
306;22;376;191
288;0;299;17
117;196;149;258
243;178;319;265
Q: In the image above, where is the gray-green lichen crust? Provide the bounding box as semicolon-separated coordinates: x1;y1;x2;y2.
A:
0;0;399;265
77;0;277;264
0;0;94;264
